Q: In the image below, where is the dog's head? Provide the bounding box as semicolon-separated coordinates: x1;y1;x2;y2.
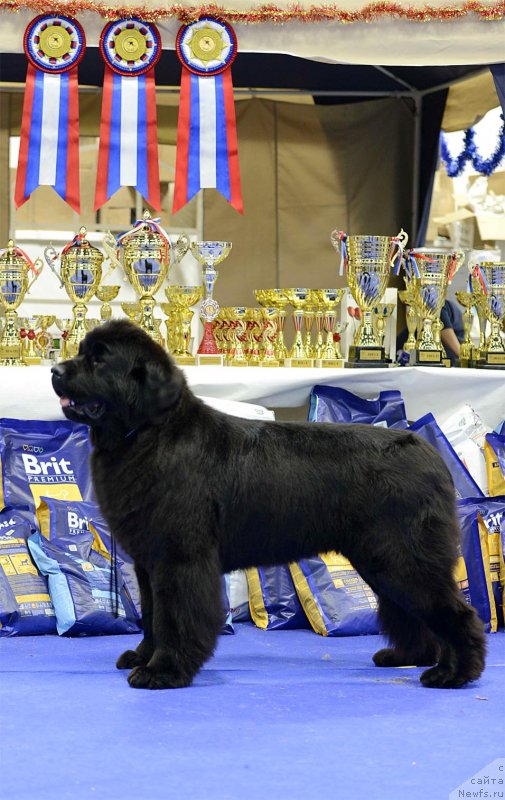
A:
51;320;185;444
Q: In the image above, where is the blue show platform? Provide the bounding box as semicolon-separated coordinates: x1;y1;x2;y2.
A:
1;625;504;800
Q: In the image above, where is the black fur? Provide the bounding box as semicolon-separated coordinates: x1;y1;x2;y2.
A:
51;320;486;690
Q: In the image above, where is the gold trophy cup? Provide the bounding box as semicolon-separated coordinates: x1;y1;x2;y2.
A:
331;230;408;367
254;289;288;364
45;228;103;359
105;211;189;345
96;285;120;321
311;288;346;367
455;291;476;367
0;240;43;366
284;288;314;368
164;285;204;365
403;248;465;367
471;262;505;368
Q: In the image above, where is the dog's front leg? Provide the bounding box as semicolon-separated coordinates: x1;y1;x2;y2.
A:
116;563;154;670
127;552;223;690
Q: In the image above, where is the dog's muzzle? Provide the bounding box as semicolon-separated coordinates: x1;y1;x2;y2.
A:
51;364;106;421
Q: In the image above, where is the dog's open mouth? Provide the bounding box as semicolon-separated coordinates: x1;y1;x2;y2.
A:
60;396;106;421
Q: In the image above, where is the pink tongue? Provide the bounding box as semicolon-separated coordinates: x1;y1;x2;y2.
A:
60;397;71;408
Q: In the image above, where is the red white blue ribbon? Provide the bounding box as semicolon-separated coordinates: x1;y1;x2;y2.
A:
94;19;161;212
15;15;85;213
173;18;243;215
116;216;170;261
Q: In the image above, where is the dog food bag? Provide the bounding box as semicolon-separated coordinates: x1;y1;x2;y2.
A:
289;553;380;636
0;508;56;636
457;498;497;632
439;405;490;495
36;496;142;622
460;496;505;630
229;570;251;622
308;386;408;428
409;414;483;499
246;565;310;630
484;433;505;497
27;527;141;636
0;418;95;520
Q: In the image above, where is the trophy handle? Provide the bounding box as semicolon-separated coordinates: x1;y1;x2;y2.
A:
172;233;191;265
455;250;466;273
27;256;44;292
44;245;64;287
330;229;344;252
390;229;409;272
102;232;122;280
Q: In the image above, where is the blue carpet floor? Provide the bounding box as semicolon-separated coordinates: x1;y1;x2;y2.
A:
1;625;504;800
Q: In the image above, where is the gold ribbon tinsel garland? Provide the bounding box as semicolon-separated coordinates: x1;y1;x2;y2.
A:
0;1;504;22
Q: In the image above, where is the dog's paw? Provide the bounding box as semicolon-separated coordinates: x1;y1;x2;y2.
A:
373;647;437;668
373;648;401;667
127;666;192;690
420;665;468;689
116;649;147;670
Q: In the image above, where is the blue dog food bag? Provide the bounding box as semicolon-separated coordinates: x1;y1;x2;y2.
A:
289;553;380;636
458;496;505;630
36;496;142;621
456;498;496;633
0;418;95;521
409;413;483;499
27;526;141;636
308;386;408;428
485;433;505;496
246;565;310;630
0;508;56;636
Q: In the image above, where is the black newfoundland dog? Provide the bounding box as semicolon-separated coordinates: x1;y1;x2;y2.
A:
51;320;486;690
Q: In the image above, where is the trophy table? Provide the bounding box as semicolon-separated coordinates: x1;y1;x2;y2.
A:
0;240;43;366
45;228;103;359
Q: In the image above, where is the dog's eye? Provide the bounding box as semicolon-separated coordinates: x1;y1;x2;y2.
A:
89;342;109;366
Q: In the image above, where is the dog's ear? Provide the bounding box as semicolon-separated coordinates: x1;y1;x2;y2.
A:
131;361;184;423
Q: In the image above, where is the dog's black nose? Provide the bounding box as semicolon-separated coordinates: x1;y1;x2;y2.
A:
51;364;65;378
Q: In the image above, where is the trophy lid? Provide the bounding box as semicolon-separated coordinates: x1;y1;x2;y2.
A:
0;239;33;270
61;227;104;266
120;211;168;250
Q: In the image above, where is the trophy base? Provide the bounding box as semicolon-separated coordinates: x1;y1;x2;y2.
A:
259;359;280;368
0;358;27;367
173;355;196;366
24;356;42;366
411;350;450;368
346;346;389;368
315;358;344;369
195;354;224;366
226;358;250;367
284;358;314;368
476;354;505;369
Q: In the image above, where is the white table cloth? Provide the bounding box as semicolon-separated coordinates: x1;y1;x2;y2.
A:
1;364;504;429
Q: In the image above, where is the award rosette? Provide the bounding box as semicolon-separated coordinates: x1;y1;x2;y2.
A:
15;15;85;213
173;17;243;215
94;18;162;212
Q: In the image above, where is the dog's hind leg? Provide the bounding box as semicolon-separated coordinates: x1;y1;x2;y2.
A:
127;551;224;690
355;562;486;688
117;564;155;670
373;596;440;668
417;584;487;689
